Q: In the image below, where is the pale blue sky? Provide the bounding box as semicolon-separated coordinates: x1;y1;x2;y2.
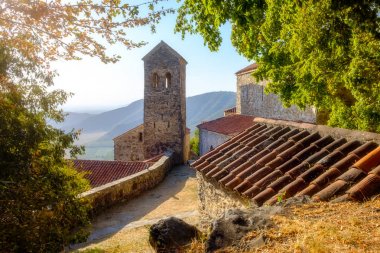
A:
52;2;250;113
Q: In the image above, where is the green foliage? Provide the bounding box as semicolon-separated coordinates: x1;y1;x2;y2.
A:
276;191;286;204
176;0;380;132
190;129;200;156
1;0;174;64
0;49;91;252
0;1;177;252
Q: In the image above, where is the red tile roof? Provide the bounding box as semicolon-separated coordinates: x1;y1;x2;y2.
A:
224;107;237;116
197;115;255;136
235;63;258;75
224;107;236;113
73;160;152;188
192;123;380;206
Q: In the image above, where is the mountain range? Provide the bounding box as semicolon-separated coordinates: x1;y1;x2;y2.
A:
55;91;236;160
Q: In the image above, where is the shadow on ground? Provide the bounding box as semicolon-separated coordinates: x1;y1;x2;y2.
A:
70;165;197;250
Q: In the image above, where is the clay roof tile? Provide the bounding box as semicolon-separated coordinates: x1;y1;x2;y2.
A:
73;160;151;188
191;119;380;206
235;63;258;75
352;146;380;173
347;173;380;201
197;114;256;136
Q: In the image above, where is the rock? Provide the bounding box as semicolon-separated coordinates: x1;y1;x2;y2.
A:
149;217;200;253
249;234;266;248
278;195;311;207
238;233;267;251
206;207;282;252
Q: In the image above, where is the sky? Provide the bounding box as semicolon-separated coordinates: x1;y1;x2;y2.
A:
52;2;251;113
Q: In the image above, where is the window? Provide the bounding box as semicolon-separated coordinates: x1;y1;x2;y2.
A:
152;73;159;88
139;132;143;142
165;72;171;89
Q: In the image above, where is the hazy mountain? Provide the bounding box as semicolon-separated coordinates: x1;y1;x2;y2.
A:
49;112;93;130
58;91;236;160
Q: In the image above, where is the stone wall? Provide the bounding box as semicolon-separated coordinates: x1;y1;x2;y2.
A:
143;42;187;164
199;129;231;156
184;129;190;162
197;172;249;221
113;124;144;161
80;151;173;214
236;72;317;123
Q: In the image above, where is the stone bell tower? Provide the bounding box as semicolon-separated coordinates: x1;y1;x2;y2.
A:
142;41;187;164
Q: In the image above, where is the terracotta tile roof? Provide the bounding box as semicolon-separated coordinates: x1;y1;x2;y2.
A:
224;107;237;116
192;123;380;206
235;63;258;75
197;115;255;136
73;160;152;188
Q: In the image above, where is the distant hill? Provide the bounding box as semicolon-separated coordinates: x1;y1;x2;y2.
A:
57;91;236;160
49;112;94;130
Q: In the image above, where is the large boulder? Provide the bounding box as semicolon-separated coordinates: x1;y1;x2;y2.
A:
206;206;282;252
149;217;201;253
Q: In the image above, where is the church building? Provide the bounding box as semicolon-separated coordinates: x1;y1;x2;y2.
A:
113;41;190;164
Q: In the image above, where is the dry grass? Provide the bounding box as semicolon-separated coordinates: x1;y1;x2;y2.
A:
188;198;380;253
77;225;154;253
78;215;201;253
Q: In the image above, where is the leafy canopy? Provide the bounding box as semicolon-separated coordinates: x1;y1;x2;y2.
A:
1;0;173;64
176;0;380;132
190;129;200;156
0;0;173;251
0;48;90;252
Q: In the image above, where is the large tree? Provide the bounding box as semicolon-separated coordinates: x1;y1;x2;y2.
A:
176;0;380;132
0;1;173;251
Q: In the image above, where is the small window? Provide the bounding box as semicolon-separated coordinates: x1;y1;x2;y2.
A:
152;73;159;88
168;122;170;128
139;132;143;142
165;72;171;89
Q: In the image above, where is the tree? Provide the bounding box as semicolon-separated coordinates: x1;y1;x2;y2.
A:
175;0;380;132
0;48;91;252
190;129;200;156
1;0;173;64
0;1;173;251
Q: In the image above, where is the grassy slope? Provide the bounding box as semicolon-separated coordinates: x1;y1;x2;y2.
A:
187;198;380;253
79;199;380;253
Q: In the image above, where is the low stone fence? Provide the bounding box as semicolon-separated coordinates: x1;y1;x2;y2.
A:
80;151;173;214
197;172;249;221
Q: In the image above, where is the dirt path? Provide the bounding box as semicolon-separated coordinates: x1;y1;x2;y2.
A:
71;165;199;252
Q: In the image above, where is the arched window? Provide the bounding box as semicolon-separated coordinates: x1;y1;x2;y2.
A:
165;72;171;89
152;73;159;88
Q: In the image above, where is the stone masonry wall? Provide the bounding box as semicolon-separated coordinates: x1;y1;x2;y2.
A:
236;72;317;123
80;151;173;214
143;44;186;164
113;124;144;161
197;172;249;221
184;129;190;162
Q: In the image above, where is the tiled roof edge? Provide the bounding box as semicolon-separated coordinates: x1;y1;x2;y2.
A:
253;117;380;144
80;151;173;198
235;63;258;75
